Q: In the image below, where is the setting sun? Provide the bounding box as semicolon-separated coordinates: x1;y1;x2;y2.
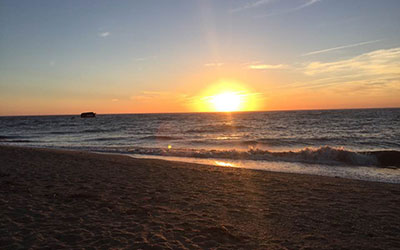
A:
193;80;260;112
209;92;243;112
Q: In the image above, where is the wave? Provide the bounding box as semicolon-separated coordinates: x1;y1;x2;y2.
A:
13;122;29;126
85;137;128;142
0;135;36;141
139;135;183;141
0;135;36;143
241;138;299;146
1;140;35;143
185;124;250;133
188;138;308;147
49;131;78;135
0;135;22;140
367;151;400;168
81;128;115;133
127;146;400;168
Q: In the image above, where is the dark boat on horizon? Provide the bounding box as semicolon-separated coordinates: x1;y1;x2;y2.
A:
80;112;96;118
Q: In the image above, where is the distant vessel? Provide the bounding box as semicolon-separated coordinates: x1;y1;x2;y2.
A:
80;112;96;118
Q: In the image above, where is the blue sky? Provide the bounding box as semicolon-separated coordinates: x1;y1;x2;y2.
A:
1;0;399;115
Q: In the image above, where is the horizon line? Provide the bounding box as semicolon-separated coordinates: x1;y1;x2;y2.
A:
1;106;399;117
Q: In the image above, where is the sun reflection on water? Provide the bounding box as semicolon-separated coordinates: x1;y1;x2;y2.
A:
214;161;236;167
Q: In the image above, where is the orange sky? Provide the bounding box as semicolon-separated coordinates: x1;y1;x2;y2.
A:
1;1;399;115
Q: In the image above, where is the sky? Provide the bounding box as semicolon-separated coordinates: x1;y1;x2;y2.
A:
0;0;399;115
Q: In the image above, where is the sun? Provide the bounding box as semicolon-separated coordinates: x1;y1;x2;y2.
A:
210;92;243;112
193;80;260;112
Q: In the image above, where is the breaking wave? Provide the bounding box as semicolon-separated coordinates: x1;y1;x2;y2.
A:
126;146;400;168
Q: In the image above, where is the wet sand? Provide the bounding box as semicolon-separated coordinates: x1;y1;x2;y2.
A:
1;145;399;249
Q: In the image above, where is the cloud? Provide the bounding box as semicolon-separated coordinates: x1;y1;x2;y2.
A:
296;0;320;10
111;99;119;102
248;64;288;70
284;47;400;95
230;0;276;13
204;62;224;67
302;40;382;56
130;91;172;102
130;91;192;106
99;32;110;37
304;47;400;76
232;0;320;15
255;0;321;17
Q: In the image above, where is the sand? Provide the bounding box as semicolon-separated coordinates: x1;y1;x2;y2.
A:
0;146;399;249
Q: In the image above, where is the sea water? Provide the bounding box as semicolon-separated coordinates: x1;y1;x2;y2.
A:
1;109;399;183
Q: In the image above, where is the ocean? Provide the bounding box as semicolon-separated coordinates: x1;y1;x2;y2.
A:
1;108;399;183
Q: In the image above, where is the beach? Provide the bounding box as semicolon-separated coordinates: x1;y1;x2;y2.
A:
1;146;399;249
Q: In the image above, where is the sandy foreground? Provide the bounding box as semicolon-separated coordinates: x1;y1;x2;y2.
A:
0;146;399;249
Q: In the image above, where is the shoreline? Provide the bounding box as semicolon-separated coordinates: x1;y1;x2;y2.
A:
128;153;400;184
3;144;399;184
1;145;399;249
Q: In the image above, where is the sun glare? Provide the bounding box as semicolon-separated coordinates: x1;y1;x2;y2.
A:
214;161;236;167
194;80;260;112
210;92;243;112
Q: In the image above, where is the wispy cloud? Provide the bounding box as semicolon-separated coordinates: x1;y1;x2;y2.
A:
295;0;320;10
99;32;110;37
230;0;275;13
204;62;224;67
304;47;400;76
289;47;400;95
255;0;321;17
248;64;288;70
130;91;172;102
130;91;192;105
302;40;382;56
232;0;320;15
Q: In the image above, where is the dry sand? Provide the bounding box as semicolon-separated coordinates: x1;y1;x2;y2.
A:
0;145;399;249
